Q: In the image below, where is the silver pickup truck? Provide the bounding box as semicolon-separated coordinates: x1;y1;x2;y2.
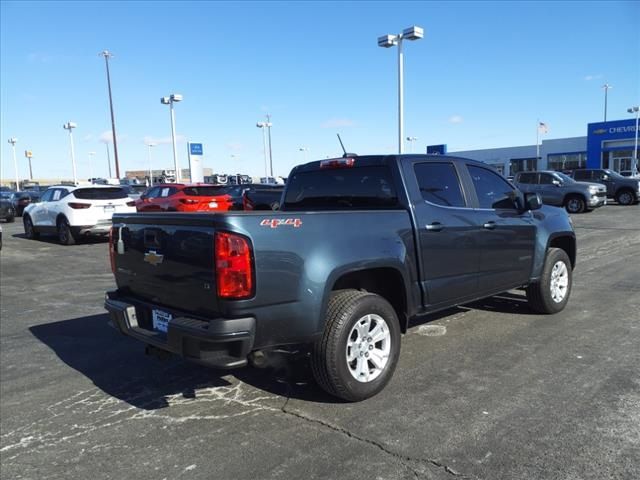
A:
514;171;606;213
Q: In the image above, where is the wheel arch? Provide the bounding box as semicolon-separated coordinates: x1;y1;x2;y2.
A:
328;266;410;333
546;233;576;269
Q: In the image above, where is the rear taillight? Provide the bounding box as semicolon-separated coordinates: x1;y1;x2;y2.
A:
215;232;253;299
69;202;91;209
109;227;116;274
126;201;136;207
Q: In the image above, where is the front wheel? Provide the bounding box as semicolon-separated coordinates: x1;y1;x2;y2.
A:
23;215;39;239
564;195;586;214
311;290;401;402
526;248;572;314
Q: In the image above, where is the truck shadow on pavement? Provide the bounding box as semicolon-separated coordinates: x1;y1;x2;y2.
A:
29;313;338;410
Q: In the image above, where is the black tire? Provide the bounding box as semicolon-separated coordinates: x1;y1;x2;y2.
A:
311;290;401;402
5;211;15;223
23;215;39;239
615;189;635;206
57;217;76;245
526;248;572;314
564;195;586;214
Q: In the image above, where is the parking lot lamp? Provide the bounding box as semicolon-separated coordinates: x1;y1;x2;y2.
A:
378;25;424;154
602;83;612;121
256;122;270;177
406;136;418;153
63;122;78;185
8;137;19;189
160;94;183;182
628;106;639;176
147;142;157;186
299;147;309;163
88;151;96;181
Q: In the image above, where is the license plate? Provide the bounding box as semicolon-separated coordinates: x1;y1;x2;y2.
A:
104;205;115;213
152;309;172;333
208;201;218;208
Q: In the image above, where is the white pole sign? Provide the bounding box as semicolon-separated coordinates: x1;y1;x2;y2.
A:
188;142;204;183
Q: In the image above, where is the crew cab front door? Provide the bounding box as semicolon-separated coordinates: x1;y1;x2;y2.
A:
464;164;536;294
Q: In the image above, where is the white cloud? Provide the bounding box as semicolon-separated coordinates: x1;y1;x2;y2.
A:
449;115;464;124
142;135;186;145
584;74;603;81
321;118;356;129
99;131;113;144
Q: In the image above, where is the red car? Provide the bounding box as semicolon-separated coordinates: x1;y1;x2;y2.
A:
135;184;236;212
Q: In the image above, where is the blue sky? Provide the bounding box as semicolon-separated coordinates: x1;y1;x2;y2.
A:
1;0;639;181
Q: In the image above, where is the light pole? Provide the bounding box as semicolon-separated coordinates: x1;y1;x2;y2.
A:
8;137;18;189
147;142;157;186
105;143;112;178
628;106;639;176
602;83;612;122
161;93;183;182
266;114;273;177
378;25;424;154
406;136;418;153
88;151;96;181
299;147;309;163
256;121;271;177
99;50;121;178
63;122;78;185
25;150;34;180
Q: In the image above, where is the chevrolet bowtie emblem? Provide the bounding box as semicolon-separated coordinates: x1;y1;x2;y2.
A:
144;250;164;266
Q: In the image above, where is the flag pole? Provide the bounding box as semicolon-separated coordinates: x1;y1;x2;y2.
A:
536;119;540;163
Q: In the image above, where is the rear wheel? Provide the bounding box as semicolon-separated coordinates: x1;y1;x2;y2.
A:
23;215;39;239
564;195;586;214
615;189;635;205
57;218;76;245
526;248;572;314
311;290;401;402
5;209;15;223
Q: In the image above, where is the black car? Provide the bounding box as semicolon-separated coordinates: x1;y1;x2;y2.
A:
0;193;16;223
11;191;42;216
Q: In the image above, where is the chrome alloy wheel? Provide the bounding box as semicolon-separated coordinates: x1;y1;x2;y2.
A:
346;314;391;383
550;261;569;303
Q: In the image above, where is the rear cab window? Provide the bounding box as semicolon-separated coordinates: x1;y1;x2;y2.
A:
73;187;128;200
414;162;466;207
283;164;399;210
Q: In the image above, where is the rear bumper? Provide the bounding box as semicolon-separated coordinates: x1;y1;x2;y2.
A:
104;291;255;369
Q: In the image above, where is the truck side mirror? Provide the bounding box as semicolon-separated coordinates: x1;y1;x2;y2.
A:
601;174;609;181
525;192;542;211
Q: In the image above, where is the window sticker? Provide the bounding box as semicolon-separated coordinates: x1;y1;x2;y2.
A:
53;190;62;201
161;188;170;197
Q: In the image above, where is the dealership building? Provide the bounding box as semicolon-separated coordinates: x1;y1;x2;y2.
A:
446;118;638;177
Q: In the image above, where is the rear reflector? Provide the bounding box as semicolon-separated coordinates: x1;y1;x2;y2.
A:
215;231;253;299
320;158;355;169
69;202;91;209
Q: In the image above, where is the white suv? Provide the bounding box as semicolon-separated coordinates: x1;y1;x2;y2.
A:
23;185;136;245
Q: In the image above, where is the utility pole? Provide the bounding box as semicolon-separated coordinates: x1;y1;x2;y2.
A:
266;114;273;177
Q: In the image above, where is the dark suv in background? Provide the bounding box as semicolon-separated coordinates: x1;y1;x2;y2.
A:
513;171;606;213
570;169;640;205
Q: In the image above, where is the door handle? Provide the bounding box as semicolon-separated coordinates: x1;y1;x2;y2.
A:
425;222;443;232
483;221;496;230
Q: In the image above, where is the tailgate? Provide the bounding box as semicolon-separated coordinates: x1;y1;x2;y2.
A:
111;213;221;316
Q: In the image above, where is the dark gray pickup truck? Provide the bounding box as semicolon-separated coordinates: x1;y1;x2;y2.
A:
105;155;576;401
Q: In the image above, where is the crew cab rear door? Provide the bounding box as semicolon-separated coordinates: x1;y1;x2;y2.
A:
403;158;480;307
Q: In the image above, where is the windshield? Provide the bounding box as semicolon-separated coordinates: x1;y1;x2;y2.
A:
555;172;575;183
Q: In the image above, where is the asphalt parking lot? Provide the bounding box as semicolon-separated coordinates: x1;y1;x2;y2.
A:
1;205;639;480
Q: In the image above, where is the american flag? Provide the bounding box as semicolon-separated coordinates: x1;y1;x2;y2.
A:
538;122;549;134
